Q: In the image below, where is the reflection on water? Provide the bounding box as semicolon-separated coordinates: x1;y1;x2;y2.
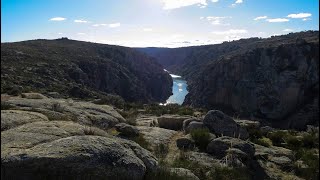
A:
160;71;188;105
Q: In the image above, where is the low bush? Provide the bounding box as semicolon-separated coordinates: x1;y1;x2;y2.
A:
253;137;273;147
1;101;14;110
294;148;319;180
209;166;251;180
190;128;211;151
172;151;209;179
144;167;186;180
267;130;290;147
130;134;151;151
6;86;22;96
51;102;65;113
154;143;169;159
93;94;125;109
117;109;139;125
145;104;195;116
246;125;263;140
83;126;95;135
302;133;319;149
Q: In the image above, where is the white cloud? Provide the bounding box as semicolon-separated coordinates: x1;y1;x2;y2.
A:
231;0;243;6
206;16;231;25
283;28;293;32
287;13;312;18
254;16;267;21
266;18;289;22
109;23;120;28
200;16;204;20
92;23;107;27
49;17;66;21
212;29;248;35
77;33;86;35
162;0;207;10
302;18;311;21
143;28;153;32
58;32;63;35
74;19;88;23
211;0;218;2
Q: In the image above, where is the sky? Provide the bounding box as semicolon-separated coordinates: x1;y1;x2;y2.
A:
1;0;319;47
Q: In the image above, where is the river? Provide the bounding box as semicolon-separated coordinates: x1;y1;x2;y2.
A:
160;69;188;105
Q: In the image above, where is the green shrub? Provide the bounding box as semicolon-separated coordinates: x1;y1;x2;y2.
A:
144;167;186;180
131;134;151;151
294;149;319;180
267;130;289;147
127;118;137;126
246;125;263;140
6;86;22;96
83;126;95;135
253;137;273;147
1;101;14;110
190;128;211;151
117;109;139;123
172;151;209;180
209;166;251;180
144;104;195;116
285;136;302;150
93;94;125;109
154;143;169;159
302;133;319;149
51;102;65;113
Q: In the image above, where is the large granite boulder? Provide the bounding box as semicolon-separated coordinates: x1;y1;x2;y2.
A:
136;126;177;148
206;136;255;159
157;115;193;130
115;123;139;137
2;136;157;180
136;115;158;127
169;168;200;180
186;121;205;133
182;118;201;132
176;134;195;150
203;110;249;139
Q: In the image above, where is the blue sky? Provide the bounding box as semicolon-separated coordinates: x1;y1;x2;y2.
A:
1;0;319;47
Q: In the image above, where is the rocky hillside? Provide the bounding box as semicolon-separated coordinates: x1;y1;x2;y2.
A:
1;93;318;179
1;38;172;103
137;31;319;130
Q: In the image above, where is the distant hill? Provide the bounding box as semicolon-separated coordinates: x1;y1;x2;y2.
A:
1;38;172;103
137;31;319;129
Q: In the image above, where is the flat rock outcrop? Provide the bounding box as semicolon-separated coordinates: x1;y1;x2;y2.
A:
1;110;49;131
5;97;125;129
1;100;158;180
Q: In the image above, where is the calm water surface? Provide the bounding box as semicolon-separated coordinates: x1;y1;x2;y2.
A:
161;70;188;105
